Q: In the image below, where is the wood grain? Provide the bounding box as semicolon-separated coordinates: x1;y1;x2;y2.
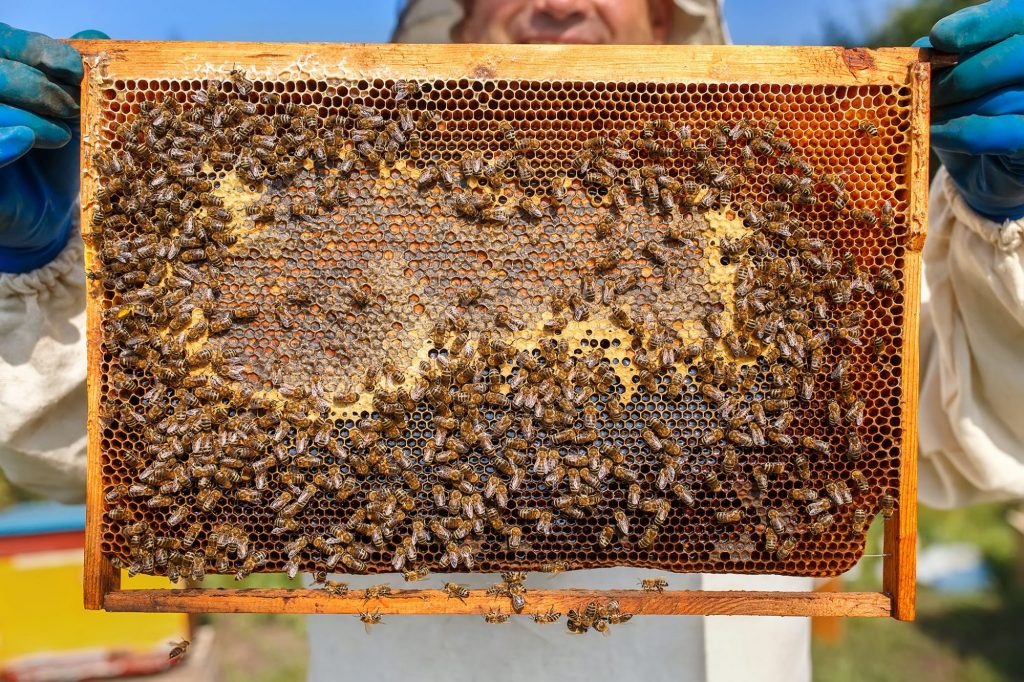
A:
104;587;891;617
67;41;924;87
80;56;120;611
881;62;929;623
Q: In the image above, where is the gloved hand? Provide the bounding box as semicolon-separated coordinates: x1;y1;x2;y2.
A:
915;0;1024;222
0;23;108;274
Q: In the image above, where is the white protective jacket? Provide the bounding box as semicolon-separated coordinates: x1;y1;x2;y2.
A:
3;1;1023;679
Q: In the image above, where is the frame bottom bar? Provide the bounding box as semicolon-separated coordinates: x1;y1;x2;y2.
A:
103;588;892;617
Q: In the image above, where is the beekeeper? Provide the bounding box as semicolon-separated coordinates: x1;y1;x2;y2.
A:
1;1;1022;680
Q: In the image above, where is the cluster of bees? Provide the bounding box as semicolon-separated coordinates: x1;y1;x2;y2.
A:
329;571;634;633
90;67;901;631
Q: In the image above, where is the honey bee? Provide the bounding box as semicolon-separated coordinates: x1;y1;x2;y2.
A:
850;208;878;226
518;196;543;219
539;176;566;208
484;610;510;624
776;536;797;560
541;314;568;334
806;498;833;517
398;565;430;583
857;120;879;136
827;400;842;426
876;199;894;228
764;527;779;552
324;580;350;597
416;163;441;190
596;524;616;549
228;68;253;96
532;607;562;624
364;584;393;601
605;185;628;213
794;454;811;482
635;138;670;157
751;465;769;494
495;311;525;332
612;273;638;296
809;512;835;535
444;582;471;602
506;526;523;549
715;509;742;524
620;169;641;199
880;492;896;519
801;435;831;456
392;79;421;101
358;609;383;633
850;507;868;536
701;429;724;447
495;121;521;144
168;639;190;661
703;471;723;493
702;311;723;339
105;484;129;503
846;469;869;495
107;505;132;522
461;152;484;178
869;336;885;357
833;191;849;211
790;487;817;502
875;266;898;292
515;156;536;184
234;550;267;581
540;559;570;576
845;399;865;427
846;431;865;461
640;578;669;592
609;509;629;536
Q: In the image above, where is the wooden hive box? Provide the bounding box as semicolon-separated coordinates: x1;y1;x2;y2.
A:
74;42;929;621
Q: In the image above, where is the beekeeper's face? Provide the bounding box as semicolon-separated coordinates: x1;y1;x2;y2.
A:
458;0;672;45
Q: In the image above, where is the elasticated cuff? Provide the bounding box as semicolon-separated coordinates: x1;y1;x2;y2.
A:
0;216;72;274
961;195;1024;224
943;170;1024;253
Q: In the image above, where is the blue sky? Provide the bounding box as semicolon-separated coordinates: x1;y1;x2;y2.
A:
6;0;911;46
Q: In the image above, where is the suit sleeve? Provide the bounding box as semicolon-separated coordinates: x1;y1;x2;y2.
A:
0;230;89;502
917;168;1024;508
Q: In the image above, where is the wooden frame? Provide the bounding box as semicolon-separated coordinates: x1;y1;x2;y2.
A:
74;42;928;620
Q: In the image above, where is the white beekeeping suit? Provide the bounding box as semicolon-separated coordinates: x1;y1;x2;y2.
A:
3;1;1024;681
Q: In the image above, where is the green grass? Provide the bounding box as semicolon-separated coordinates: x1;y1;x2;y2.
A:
814;589;1024;682
199;567;309;681
208;611;308;682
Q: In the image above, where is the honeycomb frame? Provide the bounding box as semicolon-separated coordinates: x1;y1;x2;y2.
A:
75;42;929;620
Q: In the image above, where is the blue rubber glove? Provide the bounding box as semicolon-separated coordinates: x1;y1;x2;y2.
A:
0;24;108;274
914;0;1024;222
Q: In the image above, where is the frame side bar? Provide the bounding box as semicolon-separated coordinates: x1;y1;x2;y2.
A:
883;60;929;622
81;57;119;609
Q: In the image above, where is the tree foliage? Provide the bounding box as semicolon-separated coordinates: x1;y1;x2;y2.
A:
821;0;983;48
867;0;983;47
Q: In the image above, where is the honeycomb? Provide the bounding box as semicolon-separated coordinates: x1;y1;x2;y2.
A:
86;67;914;583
